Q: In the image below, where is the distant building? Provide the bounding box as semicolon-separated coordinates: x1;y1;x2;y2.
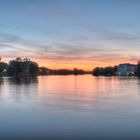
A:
117;63;137;75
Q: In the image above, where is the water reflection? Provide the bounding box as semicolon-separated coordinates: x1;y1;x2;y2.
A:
0;77;38;85
0;75;140;139
36;76;140;112
8;77;38;85
0;77;38;102
0;78;4;85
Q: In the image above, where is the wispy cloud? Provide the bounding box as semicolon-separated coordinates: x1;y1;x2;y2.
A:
0;0;140;69
0;32;140;65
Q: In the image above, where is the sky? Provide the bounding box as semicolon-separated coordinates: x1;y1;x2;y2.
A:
0;0;140;70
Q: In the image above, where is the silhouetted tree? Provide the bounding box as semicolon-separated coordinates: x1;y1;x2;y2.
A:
39;67;50;75
137;61;140;77
0;62;8;76
73;68;85;75
92;66;118;76
8;58;38;77
28;61;39;76
8;59;22;77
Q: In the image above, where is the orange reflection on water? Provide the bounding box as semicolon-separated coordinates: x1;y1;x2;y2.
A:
38;75;119;110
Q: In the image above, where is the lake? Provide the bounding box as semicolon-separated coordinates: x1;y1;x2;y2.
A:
0;75;140;139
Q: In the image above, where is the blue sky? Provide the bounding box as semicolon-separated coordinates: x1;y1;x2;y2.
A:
0;0;140;69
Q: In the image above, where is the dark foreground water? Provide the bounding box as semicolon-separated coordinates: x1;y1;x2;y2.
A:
0;75;140;140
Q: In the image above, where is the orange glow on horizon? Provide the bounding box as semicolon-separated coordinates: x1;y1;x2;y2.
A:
1;57;137;71
34;58;137;71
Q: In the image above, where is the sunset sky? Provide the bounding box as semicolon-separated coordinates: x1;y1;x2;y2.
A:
0;0;140;70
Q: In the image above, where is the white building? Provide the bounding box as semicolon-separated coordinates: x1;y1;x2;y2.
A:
117;63;137;75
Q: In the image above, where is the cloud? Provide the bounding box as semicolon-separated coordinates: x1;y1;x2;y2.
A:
0;31;139;67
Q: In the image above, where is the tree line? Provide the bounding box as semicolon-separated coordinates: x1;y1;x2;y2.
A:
92;64;140;77
0;58;89;77
92;66;118;76
1;57;140;77
0;58;39;77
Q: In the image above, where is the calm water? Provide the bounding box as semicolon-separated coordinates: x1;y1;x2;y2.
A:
0;75;140;139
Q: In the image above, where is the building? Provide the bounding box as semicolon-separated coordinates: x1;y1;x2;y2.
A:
117;63;137;76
